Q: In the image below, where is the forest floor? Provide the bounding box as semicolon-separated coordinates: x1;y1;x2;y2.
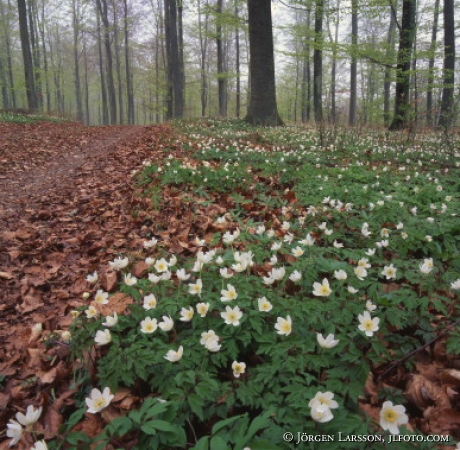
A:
0;121;183;448
0;120;459;449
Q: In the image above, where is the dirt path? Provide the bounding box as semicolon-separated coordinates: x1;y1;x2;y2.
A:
0;122;175;447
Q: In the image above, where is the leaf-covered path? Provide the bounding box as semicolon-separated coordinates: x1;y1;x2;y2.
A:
0;122;175;447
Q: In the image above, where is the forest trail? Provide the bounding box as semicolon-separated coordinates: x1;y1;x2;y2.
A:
0;123;173;427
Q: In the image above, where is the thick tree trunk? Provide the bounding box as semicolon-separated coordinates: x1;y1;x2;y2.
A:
245;0;283;126
164;0;184;119
437;0;455;130
313;0;323;124
389;0;417;131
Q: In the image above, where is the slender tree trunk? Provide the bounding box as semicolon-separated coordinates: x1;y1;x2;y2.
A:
124;0;134;124
29;0;42;109
313;0;323;124
112;2;124;124
0;57;9;107
426;0;439;127
17;0;38;111
384;0;397;127
437;0;455;130
198;0;208;116
72;0;83;122
349;0;357;126
235;2;240;118
330;0;340;124
301;4;311;123
245;0;283;126
38;0;50;112
216;0;227;117
389;0;417;131
96;11;108;125
96;0;117;124
83;37;90;124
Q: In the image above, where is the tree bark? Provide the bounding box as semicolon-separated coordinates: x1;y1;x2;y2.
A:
124;0;135;124
384;0;397;127
301;4;311;123
164;0;184;119
17;0;38;111
348;0;357;126
96;0;117;124
313;0;323;124
426;0;439;127
72;0;83;122
245;0;283;126
216;0;227;117
437;0;455;130
389;0;417;131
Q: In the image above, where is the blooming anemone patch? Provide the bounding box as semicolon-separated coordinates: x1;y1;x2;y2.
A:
68;124;460;445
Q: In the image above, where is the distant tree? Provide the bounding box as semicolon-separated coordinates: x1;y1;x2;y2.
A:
437;0;455;130
384;0;397;127
216;0;227;117
17;0;38;111
313;0;323;123
426;0;439;127
348;0;357;126
389;0;417;131
245;0;283;126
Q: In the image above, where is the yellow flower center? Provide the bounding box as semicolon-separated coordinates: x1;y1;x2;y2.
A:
228;290;237;299
282;322;292;333
364;320;375;331
384;409;397;423
320;286;331;295
234;364;244;373
145;323;155;332
94;398;107;409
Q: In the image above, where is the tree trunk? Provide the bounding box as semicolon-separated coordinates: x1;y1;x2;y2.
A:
235;3;240;118
17;0;38;111
384;0;397;127
124;0;134;124
96;11;108;125
216;0;227;117
426;0;439;127
437;0;455;130
72;0;83;122
112;1;124;124
96;0;117;124
349;0;357;126
198;0;209;116
389;0;417;131
301;4;311;123
313;0;323;124
245;0;283;126
164;0;184;119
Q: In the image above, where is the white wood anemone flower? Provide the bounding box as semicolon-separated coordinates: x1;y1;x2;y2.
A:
86;387;114;414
